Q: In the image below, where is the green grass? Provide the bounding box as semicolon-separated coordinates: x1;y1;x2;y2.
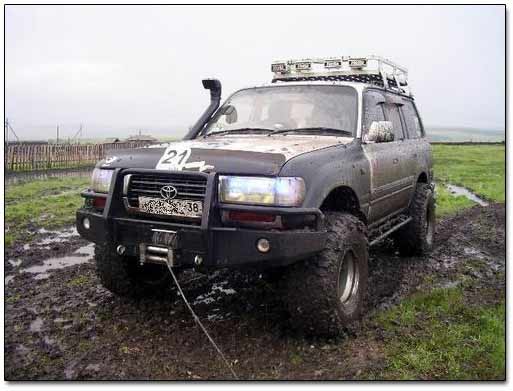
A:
434;185;475;218
67;275;90;287
432;144;505;218
371;288;505;380
8;162;95;172
5;233;14;248
5;176;90;246
433;144;505;202
5;177;90;204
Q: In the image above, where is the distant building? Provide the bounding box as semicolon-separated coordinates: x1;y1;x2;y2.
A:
104;137;121;143
125;134;158;142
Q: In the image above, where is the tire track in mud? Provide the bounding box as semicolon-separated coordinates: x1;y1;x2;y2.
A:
4;203;505;380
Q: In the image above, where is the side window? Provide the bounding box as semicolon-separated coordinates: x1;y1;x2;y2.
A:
383;103;405;140
401;100;423;138
362;90;386;135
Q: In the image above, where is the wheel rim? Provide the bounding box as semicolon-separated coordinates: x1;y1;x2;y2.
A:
338;252;359;304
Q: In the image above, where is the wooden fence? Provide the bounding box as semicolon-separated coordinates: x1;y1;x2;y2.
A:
5;141;154;172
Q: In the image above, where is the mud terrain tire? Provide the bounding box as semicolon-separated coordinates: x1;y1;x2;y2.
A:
95;244;172;298
284;212;368;336
394;183;435;256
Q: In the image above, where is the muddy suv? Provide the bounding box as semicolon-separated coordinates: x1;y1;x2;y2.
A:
76;56;435;336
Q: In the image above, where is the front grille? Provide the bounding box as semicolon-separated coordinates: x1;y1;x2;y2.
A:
125;173;208;219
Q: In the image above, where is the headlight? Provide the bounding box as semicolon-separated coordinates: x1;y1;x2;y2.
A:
218;176;305;207
91;168;114;193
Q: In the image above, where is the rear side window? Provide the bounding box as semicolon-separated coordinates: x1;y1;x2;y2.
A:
401;100;423;138
362;90;386;135
383;103;405;140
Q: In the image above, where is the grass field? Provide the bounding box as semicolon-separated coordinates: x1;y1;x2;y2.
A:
4;176;90;247
433;144;505;201
370;288;505;380
433;144;505;216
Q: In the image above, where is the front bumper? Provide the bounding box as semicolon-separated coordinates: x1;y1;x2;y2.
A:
76;170;327;269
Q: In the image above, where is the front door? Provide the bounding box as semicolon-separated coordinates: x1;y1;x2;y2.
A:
361;90;414;223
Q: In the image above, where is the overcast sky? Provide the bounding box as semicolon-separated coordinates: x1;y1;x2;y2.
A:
6;5;505;140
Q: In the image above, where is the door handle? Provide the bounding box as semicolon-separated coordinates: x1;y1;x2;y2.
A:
393;158;399;164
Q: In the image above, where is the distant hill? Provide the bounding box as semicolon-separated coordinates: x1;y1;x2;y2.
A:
425;127;505;142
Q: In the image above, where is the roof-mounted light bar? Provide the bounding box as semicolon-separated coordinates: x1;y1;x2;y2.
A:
348;58;367;69
271;62;288;74
271;55;410;95
294;61;312;71
324;58;342;69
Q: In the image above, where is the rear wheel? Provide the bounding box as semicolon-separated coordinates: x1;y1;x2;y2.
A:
394;183;436;256
284;212;368;336
95;244;172;298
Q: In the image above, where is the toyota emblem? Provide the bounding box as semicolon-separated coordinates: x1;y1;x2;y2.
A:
160;185;178;200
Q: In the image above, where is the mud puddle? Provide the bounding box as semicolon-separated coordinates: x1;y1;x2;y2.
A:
30;227;79;247
447;184;489;206
21;243;94;280
5;227;89;274
9;243;94;283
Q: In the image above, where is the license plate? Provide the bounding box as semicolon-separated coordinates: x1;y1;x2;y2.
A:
138;196;203;218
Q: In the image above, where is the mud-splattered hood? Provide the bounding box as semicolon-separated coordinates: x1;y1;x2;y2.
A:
100;135;353;175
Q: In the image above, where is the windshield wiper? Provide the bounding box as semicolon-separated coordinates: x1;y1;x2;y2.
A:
271;127;353;137
204;128;274;138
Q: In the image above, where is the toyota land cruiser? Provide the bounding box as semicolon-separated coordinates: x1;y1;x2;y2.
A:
76;56;435;335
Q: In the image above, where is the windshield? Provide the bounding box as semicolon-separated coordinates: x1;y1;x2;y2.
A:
203;85;358;136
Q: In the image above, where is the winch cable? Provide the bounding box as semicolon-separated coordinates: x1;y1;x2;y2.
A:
165;261;239;380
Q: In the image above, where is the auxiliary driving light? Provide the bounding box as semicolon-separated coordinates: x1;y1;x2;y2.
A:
271;62;288;73
256;238;271;253
83;217;91;230
324;58;342;69
348;58;368;69
294;61;312;71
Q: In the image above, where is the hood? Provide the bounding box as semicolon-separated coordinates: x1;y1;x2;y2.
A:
100;134;353;175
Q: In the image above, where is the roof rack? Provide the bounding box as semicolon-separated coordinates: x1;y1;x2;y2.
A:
271;55;411;96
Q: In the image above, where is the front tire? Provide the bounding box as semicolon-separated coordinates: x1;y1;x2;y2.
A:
94;244;172;298
284;212;368;336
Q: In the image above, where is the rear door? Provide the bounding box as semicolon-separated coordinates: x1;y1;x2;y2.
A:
361;89;414;222
400;98;432;185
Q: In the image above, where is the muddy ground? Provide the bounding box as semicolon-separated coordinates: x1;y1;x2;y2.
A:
4;204;505;380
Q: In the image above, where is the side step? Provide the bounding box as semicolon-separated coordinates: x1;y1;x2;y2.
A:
369;216;412;247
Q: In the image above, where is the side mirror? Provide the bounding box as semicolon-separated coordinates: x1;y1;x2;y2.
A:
221;105;238;124
364;121;394;143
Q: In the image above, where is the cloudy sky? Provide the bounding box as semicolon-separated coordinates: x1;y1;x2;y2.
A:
6;5;505;140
